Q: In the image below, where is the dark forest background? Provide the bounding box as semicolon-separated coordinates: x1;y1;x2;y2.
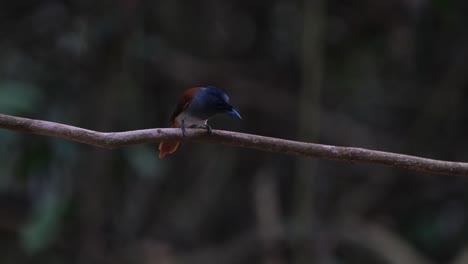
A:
1;0;468;263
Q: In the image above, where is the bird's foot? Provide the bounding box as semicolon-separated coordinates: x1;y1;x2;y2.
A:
181;120;186;136
204;124;213;134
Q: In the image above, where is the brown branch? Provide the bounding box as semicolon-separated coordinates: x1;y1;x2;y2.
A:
0;113;467;175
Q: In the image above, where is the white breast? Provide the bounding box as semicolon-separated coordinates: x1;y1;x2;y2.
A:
175;112;207;128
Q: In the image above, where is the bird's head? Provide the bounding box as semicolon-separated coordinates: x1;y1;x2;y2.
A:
188;86;242;120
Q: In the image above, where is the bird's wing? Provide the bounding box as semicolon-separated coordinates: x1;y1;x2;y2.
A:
170;87;201;125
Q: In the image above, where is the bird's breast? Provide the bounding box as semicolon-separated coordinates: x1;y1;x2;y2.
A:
174;111;207;128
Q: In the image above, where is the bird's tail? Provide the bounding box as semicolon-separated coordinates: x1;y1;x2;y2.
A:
158;123;180;158
158;141;180;158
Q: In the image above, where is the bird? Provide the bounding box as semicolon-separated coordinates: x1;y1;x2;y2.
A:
158;86;242;158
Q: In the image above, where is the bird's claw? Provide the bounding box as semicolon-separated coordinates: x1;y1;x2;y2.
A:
205;124;212;134
181;120;186;136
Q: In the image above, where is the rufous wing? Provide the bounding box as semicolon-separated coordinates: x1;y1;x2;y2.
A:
170;87;201;123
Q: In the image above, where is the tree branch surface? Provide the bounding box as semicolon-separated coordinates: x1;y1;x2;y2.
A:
0;113;466;175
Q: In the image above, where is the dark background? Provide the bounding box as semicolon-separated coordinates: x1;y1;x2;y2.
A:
1;0;468;263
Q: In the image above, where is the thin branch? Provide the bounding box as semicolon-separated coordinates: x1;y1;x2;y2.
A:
0;113;467;175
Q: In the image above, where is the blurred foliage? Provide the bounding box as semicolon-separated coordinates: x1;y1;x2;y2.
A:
21;187;68;254
0;80;43;114
0;0;467;263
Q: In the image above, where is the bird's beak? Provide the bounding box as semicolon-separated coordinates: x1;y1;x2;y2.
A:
228;108;242;119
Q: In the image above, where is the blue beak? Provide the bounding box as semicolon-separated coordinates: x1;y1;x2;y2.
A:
228;108;242;119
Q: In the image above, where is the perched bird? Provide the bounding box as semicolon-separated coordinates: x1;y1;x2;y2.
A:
158;86;241;158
